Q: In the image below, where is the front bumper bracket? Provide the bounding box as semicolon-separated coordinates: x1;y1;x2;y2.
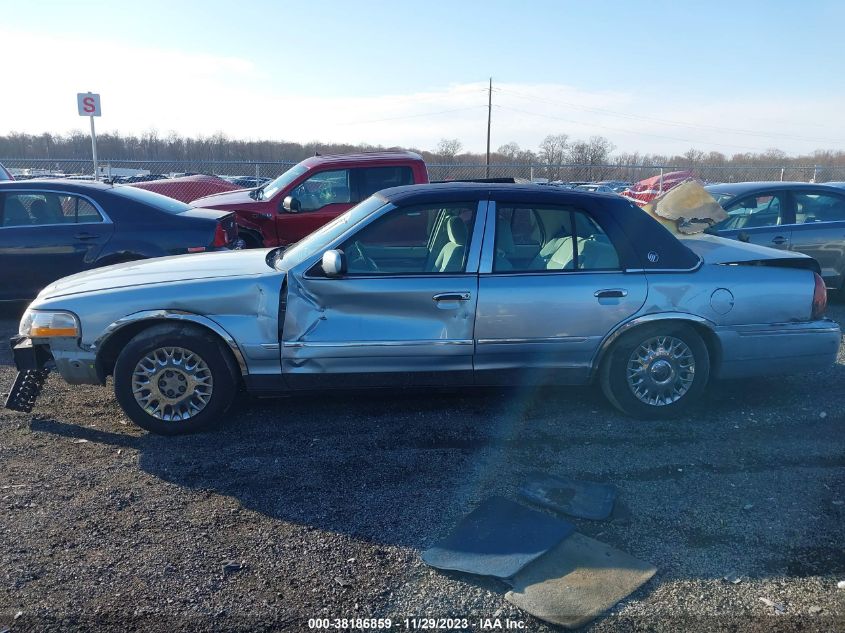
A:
5;368;51;413
4;336;53;413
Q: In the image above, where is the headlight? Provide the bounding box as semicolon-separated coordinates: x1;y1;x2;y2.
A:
19;310;80;338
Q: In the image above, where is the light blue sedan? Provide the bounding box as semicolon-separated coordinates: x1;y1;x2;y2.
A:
6;183;840;434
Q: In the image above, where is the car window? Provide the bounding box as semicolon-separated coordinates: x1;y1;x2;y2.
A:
289;169;352;212
341;202;476;275
794;192;845;224
357;166;414;199
260;163;308;199
713;192;786;230
494;206;620;272
0;192;103;227
707;191;734;205
510;208;543;245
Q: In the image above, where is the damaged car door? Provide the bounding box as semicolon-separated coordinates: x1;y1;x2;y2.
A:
281;200;485;387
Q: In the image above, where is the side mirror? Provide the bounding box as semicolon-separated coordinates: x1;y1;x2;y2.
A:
737;231;750;243
282;195;301;213
321;249;346;277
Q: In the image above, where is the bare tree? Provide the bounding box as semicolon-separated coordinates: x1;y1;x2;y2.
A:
435;138;463;163
586;136;615;173
538;134;569;181
497;142;521;162
682;148;705;165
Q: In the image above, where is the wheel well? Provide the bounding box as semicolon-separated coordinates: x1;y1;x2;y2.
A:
238;228;264;248
97;253;145;266
96;319;244;384
593;318;722;381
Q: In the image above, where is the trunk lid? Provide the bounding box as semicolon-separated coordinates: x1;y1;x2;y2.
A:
681;234;820;273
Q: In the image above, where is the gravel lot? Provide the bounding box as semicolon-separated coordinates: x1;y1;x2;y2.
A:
1;302;843;632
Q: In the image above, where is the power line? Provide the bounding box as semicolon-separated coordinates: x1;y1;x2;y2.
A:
340;105;486;125
494;87;845;146
494;104;772;152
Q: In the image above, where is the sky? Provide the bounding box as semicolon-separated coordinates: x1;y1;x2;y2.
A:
1;0;844;156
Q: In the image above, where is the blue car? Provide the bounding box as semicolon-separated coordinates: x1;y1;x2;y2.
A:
0;180;239;301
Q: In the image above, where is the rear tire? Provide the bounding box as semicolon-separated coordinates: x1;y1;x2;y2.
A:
600;323;709;419
113;324;239;435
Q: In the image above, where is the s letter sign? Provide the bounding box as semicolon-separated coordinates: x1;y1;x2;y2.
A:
77;93;101;117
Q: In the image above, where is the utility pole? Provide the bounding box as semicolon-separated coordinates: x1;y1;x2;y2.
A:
486;77;492;179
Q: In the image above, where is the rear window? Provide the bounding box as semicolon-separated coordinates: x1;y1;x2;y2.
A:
358;166;414;198
111;184;191;214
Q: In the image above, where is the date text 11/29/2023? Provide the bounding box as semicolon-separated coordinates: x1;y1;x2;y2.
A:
307;617;526;630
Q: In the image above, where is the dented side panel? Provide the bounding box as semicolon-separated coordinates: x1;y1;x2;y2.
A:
32;272;286;378
282;272;478;377
640;263;815;325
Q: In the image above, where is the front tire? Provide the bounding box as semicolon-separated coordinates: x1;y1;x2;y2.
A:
600;323;710;419
113;324;238;435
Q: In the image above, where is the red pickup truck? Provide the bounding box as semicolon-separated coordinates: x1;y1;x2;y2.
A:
190;151;429;247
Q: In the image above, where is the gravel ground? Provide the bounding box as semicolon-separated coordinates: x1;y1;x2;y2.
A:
1;302;844;632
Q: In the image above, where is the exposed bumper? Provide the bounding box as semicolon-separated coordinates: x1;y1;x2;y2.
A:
7;335;100;387
714;319;841;379
4;336;52;413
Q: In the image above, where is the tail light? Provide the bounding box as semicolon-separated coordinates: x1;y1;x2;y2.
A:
811;272;827;319
212;223;228;248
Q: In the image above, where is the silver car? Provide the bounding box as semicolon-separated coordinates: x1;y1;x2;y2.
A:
5;183;840;435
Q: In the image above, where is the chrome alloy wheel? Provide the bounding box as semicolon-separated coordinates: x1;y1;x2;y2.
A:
131;347;213;421
626;336;695;406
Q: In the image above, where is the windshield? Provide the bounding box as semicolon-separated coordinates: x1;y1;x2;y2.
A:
111;185;191;214
261;163;309;199
275;195;389;270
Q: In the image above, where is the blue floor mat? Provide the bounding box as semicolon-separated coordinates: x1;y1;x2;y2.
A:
421;496;575;579
520;473;617;520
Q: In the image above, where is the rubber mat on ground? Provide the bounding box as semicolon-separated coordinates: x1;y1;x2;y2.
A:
520;473;616;520
421;496;575;579
505;532;656;629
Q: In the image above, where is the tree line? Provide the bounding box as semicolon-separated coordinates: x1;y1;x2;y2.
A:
1;130;843;174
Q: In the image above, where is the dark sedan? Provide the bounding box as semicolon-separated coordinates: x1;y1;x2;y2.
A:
0;180;238;301
705;181;845;290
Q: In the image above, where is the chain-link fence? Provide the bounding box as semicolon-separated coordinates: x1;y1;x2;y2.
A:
3;158;845;203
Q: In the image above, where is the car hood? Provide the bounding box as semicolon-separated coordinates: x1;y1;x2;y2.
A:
39;249;276;299
681;234;819;271
191;188;260;208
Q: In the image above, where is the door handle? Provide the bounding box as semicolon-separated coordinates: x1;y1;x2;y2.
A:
771;236;787;245
74;232;99;240
594;289;628;299
433;292;471;302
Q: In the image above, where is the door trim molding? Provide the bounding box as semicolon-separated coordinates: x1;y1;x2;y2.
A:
476;336;588;345
283;339;474;349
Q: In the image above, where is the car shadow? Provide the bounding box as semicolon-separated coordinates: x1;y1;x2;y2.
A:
28;385;612;548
